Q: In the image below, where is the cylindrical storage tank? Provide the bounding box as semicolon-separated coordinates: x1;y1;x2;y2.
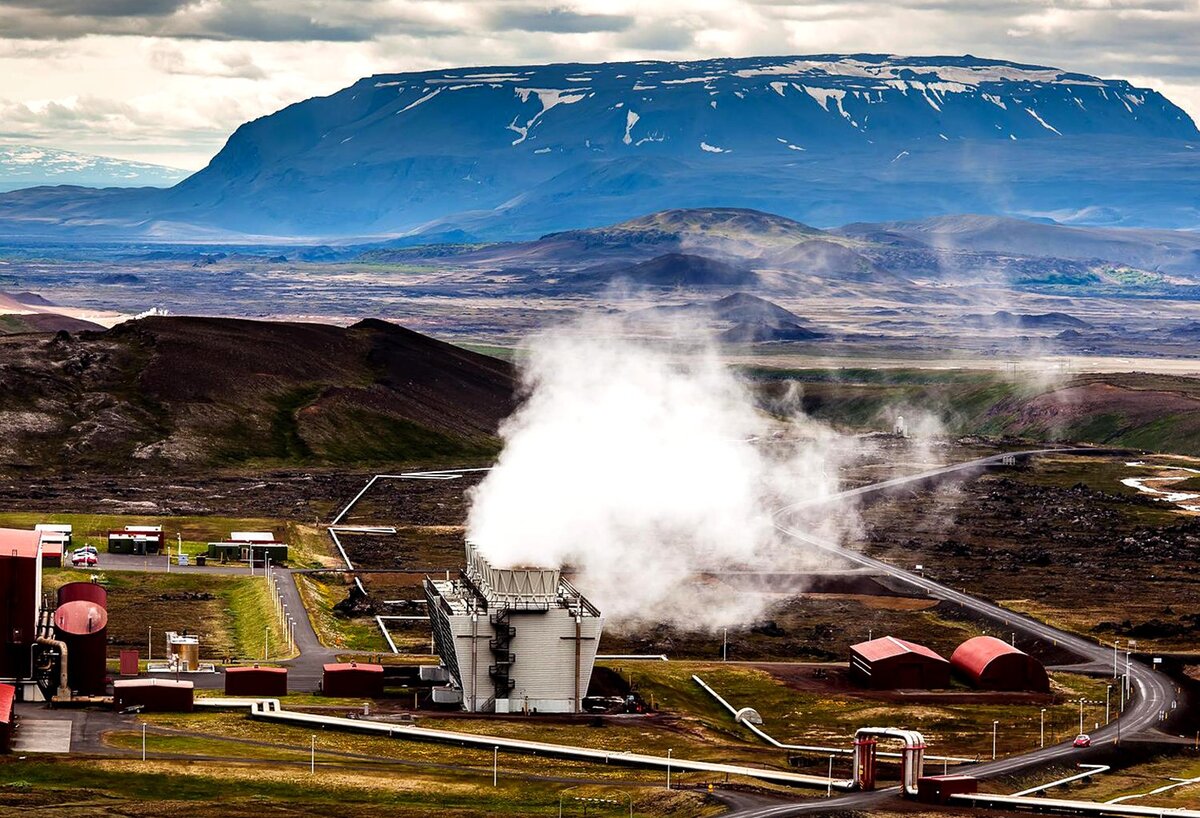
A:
57;581;108;608
169;636;200;671
53;600;109;695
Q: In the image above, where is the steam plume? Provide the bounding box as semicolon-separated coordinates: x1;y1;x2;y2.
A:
466;313;856;629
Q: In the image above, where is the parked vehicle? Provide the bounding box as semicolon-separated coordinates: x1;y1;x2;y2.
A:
71;548;98;567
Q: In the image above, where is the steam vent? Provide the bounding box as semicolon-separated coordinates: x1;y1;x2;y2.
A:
424;542;604;713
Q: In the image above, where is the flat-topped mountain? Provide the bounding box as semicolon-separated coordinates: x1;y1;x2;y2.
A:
1;54;1197;239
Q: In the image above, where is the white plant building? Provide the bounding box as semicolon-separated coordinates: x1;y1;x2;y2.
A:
424;542;604;713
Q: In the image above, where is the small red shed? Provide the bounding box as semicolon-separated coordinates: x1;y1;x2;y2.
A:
225;665;288;697
950;636;1049;692
119;650;139;676
322;662;384;697
0;683;15;753
112;679;194;712
850;636;951;689
917;775;978;804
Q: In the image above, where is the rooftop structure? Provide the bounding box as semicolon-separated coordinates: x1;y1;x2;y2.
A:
424;542;603;714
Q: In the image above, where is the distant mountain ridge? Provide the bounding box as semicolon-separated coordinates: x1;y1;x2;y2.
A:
0;54;1197;239
0;145;188;192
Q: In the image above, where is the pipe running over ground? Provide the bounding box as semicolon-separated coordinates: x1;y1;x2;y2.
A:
691;674;974;765
199;697;850;789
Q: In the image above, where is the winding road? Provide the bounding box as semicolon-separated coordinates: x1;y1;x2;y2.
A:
721;447;1177;817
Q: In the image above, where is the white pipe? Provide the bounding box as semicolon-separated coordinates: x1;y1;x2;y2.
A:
692;675;973;764
952;792;1200;818
330;476;380;526
375;616;399;654
1013;764;1109;797
243;698;845;789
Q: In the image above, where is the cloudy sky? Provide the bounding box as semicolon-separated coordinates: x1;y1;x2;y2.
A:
1;0;1198;170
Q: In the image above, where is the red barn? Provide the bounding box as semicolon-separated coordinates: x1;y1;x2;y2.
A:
225;665;288;697
322;662;383;697
950;636;1049;692
850;636;951;689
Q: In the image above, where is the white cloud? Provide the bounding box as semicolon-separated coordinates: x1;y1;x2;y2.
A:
0;0;1196;168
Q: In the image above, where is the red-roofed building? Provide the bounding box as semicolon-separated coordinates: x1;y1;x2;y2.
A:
225;665;288;697
322;662;384;698
850;636;951;689
950;636;1049;692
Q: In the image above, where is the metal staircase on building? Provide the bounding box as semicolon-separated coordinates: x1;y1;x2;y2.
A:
488;607;516;697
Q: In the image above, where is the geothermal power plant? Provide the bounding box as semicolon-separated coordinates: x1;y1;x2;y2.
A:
424;542;604;713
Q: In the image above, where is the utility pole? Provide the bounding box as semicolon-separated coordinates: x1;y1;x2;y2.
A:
992;721;999;760
493;746;498;786
1040;708;1046;748
722;628;727;662
1079;698;1085;735
826;755;834;797
1106;685;1112;724
310;735;315;774
666;748;672;790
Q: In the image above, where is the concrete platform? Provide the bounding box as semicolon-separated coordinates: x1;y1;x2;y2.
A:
12;719;72;753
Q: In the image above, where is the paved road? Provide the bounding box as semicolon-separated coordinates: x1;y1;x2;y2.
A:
726;447;1175;817
276;569;337;690
83;552;257;575
91;552;336;691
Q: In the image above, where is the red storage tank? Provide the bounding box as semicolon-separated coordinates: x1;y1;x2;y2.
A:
58;581;108;608
54;600;109;695
0;683;15;753
0;529;42;680
950;636;1049;692
113;679;194;712
323;662;384;697
226;665;288;697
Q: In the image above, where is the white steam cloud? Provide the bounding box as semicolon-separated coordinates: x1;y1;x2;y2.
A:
466;314;857;629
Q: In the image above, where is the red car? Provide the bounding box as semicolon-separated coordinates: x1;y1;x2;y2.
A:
1073;734;1092;748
